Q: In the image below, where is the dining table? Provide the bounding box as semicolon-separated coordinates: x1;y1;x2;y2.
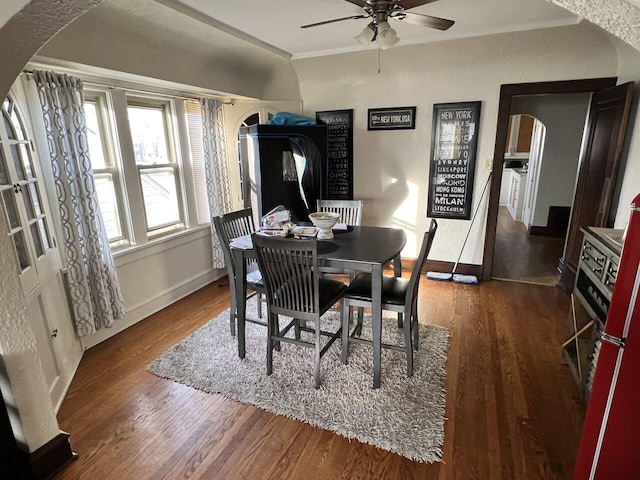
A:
232;225;407;389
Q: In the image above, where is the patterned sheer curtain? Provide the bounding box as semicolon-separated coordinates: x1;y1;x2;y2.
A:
200;98;233;269
33;70;125;337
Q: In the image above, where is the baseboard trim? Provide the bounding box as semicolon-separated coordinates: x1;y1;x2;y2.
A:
401;258;482;278
80;270;224;350
29;432;76;480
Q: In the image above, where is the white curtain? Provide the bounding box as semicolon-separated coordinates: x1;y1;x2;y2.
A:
33;70;126;337
200;98;233;269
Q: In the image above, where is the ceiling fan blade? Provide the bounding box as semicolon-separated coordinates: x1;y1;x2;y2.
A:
301;14;368;29
343;0;369;8
398;12;455;30
396;0;440;10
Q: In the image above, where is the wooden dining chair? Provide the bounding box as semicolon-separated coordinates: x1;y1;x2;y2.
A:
316;199;364;282
213;208;265;336
252;234;346;389
316;199;363;226
340;219;438;378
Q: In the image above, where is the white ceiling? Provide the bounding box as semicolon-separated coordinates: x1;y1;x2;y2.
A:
164;0;581;59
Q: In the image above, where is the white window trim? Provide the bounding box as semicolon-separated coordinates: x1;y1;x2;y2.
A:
84;89;129;246
22;62;233;256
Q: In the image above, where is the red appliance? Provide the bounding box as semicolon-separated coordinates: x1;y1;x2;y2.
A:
573;193;640;479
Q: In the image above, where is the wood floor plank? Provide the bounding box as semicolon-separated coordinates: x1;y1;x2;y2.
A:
53;278;584;480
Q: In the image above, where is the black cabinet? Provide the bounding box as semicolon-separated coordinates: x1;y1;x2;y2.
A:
239;125;327;224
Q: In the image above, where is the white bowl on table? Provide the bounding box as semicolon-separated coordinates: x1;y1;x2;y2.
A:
308;212;341;239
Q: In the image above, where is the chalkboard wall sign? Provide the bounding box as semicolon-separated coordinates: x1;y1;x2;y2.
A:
316;109;353;200
427;101;481;220
368;106;416;130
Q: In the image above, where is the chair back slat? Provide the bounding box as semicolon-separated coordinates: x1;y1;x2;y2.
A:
406;219;438;306
213;208;258;275
253;235;319;322
317;199;363;226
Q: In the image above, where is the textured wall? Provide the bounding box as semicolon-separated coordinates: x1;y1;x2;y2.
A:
0;0;103;99
37;0;300;101
612;39;640;227
551;0;640;52
293;23;618;263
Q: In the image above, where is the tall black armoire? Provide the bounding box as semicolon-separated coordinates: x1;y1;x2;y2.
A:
239;124;328;225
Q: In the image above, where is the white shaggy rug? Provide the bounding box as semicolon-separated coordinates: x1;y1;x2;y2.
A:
147;298;449;463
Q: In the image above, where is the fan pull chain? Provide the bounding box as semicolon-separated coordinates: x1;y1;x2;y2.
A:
377;46;381;74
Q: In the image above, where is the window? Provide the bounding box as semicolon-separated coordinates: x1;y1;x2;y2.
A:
84;94;125;243
127;100;182;232
185;99;210;224
83;88;208;249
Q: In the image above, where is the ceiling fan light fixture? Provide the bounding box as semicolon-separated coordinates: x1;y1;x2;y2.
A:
355;23;375;45
376;21;399;48
379;35;400;49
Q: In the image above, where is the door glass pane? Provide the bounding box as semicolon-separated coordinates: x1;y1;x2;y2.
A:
84;102;107;169
3;111;16;140
2;189;19;229
10;107;26;141
18;143;33;179
12;230;30;271
11;110;27;140
28;183;42;216
21;186;35;220
37;219;51;252
0;148;9;185
30;222;43;257
10;144;26;181
128;105;170;165
139;167;180;229
94;174;123;240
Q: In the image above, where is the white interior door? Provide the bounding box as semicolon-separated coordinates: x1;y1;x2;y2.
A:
0;85;79;409
523;119;546;229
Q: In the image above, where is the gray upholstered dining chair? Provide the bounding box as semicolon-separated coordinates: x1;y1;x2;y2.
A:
340;219;438;378
316;199;363;226
213;208;265;336
252;234;346;389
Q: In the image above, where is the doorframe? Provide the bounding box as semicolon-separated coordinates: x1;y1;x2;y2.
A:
482;77;618;281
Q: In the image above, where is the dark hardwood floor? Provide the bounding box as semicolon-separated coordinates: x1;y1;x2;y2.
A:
54;277;585;480
493;206;566;285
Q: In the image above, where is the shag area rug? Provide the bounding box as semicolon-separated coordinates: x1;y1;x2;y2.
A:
147;298;449;463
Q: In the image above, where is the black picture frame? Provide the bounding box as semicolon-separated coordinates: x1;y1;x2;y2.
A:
427;101;482;220
316;109;354;200
367;106;416;130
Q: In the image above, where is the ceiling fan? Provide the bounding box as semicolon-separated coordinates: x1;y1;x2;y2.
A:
300;0;455;49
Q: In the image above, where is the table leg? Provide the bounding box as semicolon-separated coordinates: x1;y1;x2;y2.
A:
394;252;403;328
372;264;382;389
233;250;247;359
393;253;402;277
